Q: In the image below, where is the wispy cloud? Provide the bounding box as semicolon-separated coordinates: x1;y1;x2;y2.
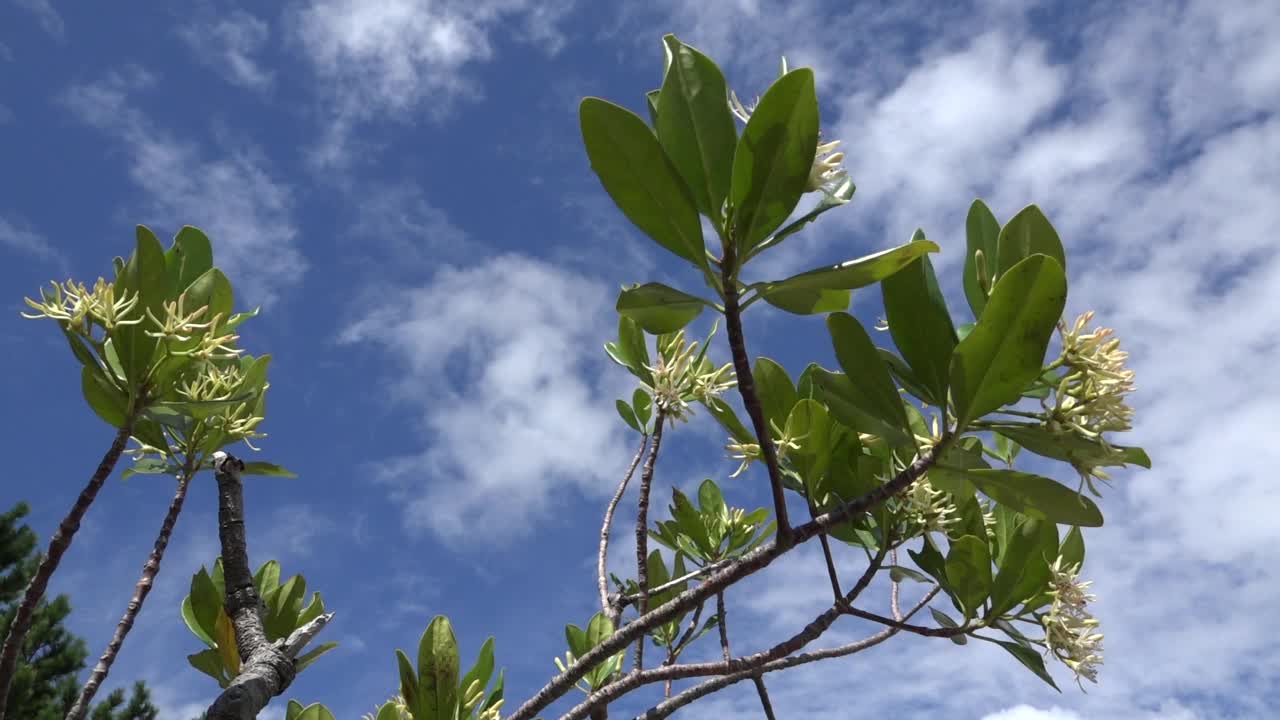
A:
288;0;575;168
339;253;629;545
0;214;68;271
13;0;65;41
178;9;275;91
59;67;304;308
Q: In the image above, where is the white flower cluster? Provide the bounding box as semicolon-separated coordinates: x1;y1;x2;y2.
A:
641;329;734;426
1042;555;1104;687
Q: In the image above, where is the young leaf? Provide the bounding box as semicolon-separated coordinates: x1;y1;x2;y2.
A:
656;35;738;224
996;205;1066;280
950;255;1067;429
80;366;130;428
580;97;706;268
729;69;819;255
616;399;643;433
417;616;460;720
1059;525;1085;571
752;357;798;431
881;242;956;405
213;610;240;677
113;226;169;386
241;462;298;478
929;607;968;645
187;648;230;689
295;642;338;674
987;517;1054;618
616;282;706;334
460;637;497;706
964;200;1000;318
166;225;214;296
968;469;1104;527
747;177;855;259
760;239;940;296
633;389;653;429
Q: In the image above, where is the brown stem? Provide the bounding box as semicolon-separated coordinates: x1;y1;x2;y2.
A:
633;412;666;672
601;435;648;627
204;452;333;720
0;417;135;720
841;606;974;637
720;246;792;547
640;587;942;719
807;497;844;606
506;436;950;720
716;591;776;719
67;457;198;720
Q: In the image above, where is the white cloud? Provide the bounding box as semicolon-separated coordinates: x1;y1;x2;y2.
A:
0;214;68;270
179;10;275;91
289;0;574;168
340;254;629;545
14;0;65;41
342;181;475;274
983;707;1084;720
60;67;304;308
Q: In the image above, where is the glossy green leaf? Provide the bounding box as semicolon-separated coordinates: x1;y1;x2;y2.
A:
908;537;950;589
964;199;1000;317
286;702;335;720
826;312;910;435
876;349;938;406
183;268;235;338
729;69;819;255
929;607;968;645
968;469;1104;527
993;639;1061;691
166;226;214;295
295;642;338;674
809;368;911;447
186;648;230;688
645;89;661;127
747;177;855;259
617;282;705;334
759;286;850;315
187;567;221;648
580;97;705;267
114;226;169;385
397;649;418;710
121;458;178;481
417;616;460;720
996;205;1066;280
240;462;298;478
181;596;214;649
888;565;932;584
62;328;99;369
988;517;1054;618
701;395;753;445
1059;525;1085;571
752;357;797;430
656;35;738;223
697;479;725;519
881;241;956;405
632;389;653;429
991;423;1151;470
762;240;940;300
81;367;129;428
950;255;1067;429
254;560;281;597
945;535;992;619
460;637;496;707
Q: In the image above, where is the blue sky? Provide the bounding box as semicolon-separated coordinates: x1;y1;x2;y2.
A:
1;0;1277;718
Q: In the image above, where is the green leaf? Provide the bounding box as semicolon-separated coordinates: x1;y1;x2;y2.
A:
617;282;705;334
701;395;753;445
949;255;1067;429
888;565;932;584
908;537;949;589
645;89;661;127
875;349;938;406
991;423;1151;470
697;479;726;519
62;327;99;369
580;97;706;267
993;639;1061;691
809;368;911;447
616;399;643;433
929;607;968;645
988;518;1055;618
114;226;169;386
416;616;460;720
1059;525;1085;570
121;458;177;481
963;200;1000;318
881;241;956;406
166;226;214;296
254;560;281;596
187;567;222;648
752;357;797;431
396;649;418;711
81;367;129;428
996;205;1066;280
825;313;910;436
240;462;298;478
181;596;215;649
294;642;338;674
656;35;738;224
747;177;855;259
762;240;940;298
633;389;653;429
186;648;230;689
480;669;505;715
183;268;235;336
729;69;819;255
968;469;1104;527
460;637;496;708
945;535;992;619
759;286;849;315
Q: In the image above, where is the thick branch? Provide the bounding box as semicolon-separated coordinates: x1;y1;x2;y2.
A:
601;435;648;626
639;587;943;718
507;437;949;720
68;458;198;720
0;417;135;720
203;452;334;720
633;413;666;672
720;246;792;547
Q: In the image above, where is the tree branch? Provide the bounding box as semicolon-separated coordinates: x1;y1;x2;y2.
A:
715;590;775;719
633;412;666;672
720;244;792;548
840;606;973;637
68;456;199;720
506;436;950;720
0;416;136;720
638;587;943;719
203;452;334;720
601;435;648;627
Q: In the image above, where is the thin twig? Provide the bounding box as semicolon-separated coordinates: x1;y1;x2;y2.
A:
807;497;844;606
716;591;776;719
890;548;903;620
68;455;199;719
506;436;951;720
638;587;942;719
601;435;648;626
0;416;136;720
662;601;705;698
841;606;973;637
720;245;792;547
633;411;667;672
618;560;731;610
